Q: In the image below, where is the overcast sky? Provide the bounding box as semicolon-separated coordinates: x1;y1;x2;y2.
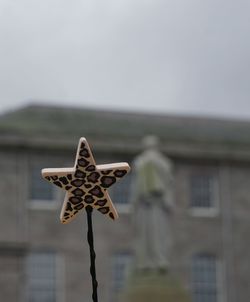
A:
0;0;250;119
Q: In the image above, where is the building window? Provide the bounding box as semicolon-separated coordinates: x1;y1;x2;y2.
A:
26;252;58;302
191;254;219;302
111;252;132;300
111;173;132;205
29;162;54;201
190;171;219;211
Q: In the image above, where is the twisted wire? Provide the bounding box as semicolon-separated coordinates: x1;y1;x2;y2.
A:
86;205;98;302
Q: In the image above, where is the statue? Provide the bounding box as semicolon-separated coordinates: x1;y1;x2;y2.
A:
121;138;191;302
130;135;174;273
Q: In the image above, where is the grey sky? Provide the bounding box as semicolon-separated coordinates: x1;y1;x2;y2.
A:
0;0;250;118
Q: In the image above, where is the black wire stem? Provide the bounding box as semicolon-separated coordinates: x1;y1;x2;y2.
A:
86;205;98;302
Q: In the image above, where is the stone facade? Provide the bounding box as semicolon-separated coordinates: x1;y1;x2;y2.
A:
0;105;250;302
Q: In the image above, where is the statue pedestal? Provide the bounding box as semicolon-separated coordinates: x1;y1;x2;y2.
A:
120;271;191;302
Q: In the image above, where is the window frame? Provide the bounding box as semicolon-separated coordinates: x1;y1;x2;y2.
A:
188;166;220;217
109;165;133;214
110;251;133;301
25;251;65;302
191;253;224;302
27;156;64;210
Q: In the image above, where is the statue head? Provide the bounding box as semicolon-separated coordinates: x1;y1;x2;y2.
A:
142;135;159;151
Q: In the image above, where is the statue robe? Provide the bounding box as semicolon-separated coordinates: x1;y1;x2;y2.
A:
130;149;173;270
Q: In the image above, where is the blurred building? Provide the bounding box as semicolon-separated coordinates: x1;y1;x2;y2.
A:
0;104;250;302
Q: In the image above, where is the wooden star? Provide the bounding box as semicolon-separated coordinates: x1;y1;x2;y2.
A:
41;137;130;224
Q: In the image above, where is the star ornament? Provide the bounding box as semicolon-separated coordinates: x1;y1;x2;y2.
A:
41;137;131;224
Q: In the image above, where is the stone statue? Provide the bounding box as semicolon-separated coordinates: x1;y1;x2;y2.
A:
121;138;190;302
130;135;174;272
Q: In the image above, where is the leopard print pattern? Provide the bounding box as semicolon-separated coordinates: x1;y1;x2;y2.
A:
42;138;130;224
